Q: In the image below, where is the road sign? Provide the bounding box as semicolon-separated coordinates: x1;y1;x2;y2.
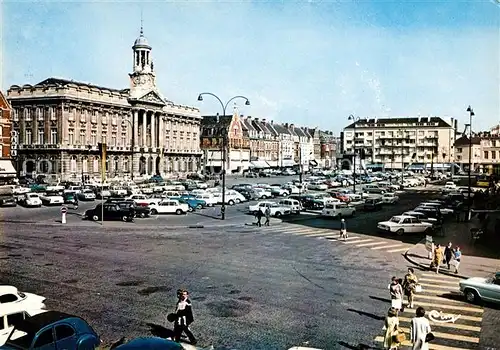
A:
61;206;68;214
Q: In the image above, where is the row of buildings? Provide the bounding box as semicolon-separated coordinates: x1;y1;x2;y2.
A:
0;28;339;183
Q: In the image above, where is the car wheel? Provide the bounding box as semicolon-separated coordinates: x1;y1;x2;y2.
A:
228;200;235;206
275;211;282;217
188;207;194;212
464;289;479;303
396;228;404;236
196;204;203;210
176;209;183;215
151;209;158;215
424;227;432;234
139;212;146;218
235;198;241;204
92;215;99;221
261;195;267;199
122;215;129;222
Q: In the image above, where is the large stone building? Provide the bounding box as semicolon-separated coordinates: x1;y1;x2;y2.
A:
342;116;457;171
7;28;202;182
0;91;16;183
454;132;500;175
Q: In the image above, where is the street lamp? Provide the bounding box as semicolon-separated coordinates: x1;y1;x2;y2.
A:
197;93;250;220
348;114;360;193
466;105;475;221
121;118;134;181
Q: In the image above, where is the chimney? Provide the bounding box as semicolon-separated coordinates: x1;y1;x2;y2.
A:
290;124;295;128
240;114;244;118
246;116;251;120
254;118;259;122
262;119;266;123
270;120;273;124
284;123;289;128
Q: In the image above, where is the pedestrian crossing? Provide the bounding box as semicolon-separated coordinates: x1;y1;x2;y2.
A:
247;224;414;254
373;272;483;350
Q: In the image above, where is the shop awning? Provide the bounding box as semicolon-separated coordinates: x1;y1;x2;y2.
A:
281;159;297;167
266;160;278;167
0;160;16;178
249;160;270;169
366;163;385;169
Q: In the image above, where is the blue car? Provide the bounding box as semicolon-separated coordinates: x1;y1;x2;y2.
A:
1;311;100;350
113;337;182;350
178;196;206;210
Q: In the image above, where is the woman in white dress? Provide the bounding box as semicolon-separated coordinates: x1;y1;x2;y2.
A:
410;307;432;350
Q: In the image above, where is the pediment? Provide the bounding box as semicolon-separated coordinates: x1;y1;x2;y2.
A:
138;91;165;105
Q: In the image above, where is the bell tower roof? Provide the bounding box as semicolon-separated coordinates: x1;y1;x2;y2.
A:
133;17;151;49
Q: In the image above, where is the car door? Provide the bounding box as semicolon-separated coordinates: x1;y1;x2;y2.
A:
32;327;55;350
402;218;413;232
54;323;78;350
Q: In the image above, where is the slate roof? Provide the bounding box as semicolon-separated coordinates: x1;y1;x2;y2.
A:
241;118;257;132
265;122;279;137
454;135;482;146
252;120;271;134
32;77;128;94
201;115;232;137
293;127;307;137
345;117;452;129
272;123;290;135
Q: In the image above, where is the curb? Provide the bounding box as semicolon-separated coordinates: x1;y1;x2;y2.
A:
403;245;470;280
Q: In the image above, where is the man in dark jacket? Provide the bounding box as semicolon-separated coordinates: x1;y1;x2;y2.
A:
172;289;196;345
444;242;453;269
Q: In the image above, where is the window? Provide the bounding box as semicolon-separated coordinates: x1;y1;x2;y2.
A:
50;129;57;144
24;108;32;121
82;157;88;173
492;151;496;160
25;129;32;144
13;109;19;121
49;107;56;120
111;132;117;146
91;130;97;145
121;133;126;147
33;328;54;347
7;312;25;327
68;129;74;145
123;157;129;172
457;148;462;153
38;129;44;144
37;108;43;120
80;131;85;145
484;151;489;159
0;294;18;303
402;218;411;224
93;157;99;173
55;324;75;340
70;156;77;173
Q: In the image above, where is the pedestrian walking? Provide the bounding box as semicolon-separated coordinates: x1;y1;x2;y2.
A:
453;246;462;274
410;307;432;350
389;276;404;312
255;210;263;227
444;242;453;270
339;218;348;240
432;244;443;274
171;289;197;345
403;268;418;309
73;196;79;210
264;206;271;226
383;307;401;350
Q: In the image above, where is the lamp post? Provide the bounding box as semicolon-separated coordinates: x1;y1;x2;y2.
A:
466;105;475;221
197;93;250;220
348;115;360;193
121;118;135;181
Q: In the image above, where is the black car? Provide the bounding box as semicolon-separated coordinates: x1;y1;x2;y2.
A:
364;198;383;211
414;206;443;222
302;199;325;210
237;189;258;200
84;203;135;222
0;195;17;207
106;199;151;218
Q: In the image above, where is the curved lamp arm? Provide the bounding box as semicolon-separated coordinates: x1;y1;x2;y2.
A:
198;92;225;115
224;95;250;114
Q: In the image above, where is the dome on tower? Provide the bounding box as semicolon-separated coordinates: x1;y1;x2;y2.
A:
133;32;151;49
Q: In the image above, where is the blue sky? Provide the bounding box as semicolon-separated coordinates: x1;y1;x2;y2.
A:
1;0;499;133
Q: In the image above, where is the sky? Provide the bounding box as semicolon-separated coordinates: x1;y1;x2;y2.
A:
1;0;499;133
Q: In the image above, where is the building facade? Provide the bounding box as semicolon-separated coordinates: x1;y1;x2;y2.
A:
200;110;250;174
342;116;457;171
0;91;16;183
454;133;500;175
7;29;202;182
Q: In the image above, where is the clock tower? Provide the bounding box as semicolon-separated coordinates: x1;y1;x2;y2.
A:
129;25;156;99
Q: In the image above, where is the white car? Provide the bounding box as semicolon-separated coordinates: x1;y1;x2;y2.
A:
248;201;290;217
253;188;272;199
419;202;454;215
195;193;217;207
0;306;47;346
321;202;355;218
270;186;289;197
0;286;46;311
77;189;96;201
224;190;247;205
12;187;30;195
194;181;209;189
277;199;301;214
308;182;328;191
111;187;127;197
45;184;65;192
402;211;438;225
125;194;157;206
97;187;112;198
381;193;399;204
149;200;189;215
21;193;42;207
63;186;82;194
140;186;154;195
282;184;300;194
377;215;433;236
39;191;64;206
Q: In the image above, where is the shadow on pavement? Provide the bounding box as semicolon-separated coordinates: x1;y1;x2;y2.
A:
346;308;384;321
369;295;391;303
337;341;374;349
146;322;175;339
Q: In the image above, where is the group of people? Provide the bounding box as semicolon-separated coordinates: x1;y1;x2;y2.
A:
431;242;462;274
166;289;197;345
385;268;433;350
254;206;272;227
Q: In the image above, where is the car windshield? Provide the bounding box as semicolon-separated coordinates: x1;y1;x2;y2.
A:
390;217;401;223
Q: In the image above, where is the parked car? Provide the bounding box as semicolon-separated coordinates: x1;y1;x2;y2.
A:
270;186;289;197
253;188;272;199
321;202;355;218
0;307;47;346
149;200;189;215
194;193;217;207
39;191;64;206
402;211;438;225
235;189;258;201
112;337;183;350
277;199;302;214
381;192;399;204
2;311;100;350
459;272;500;304
113;200;151;218
77;189;96;201
0;286;46;311
244;172;258;178
363;184;386;194
364;197;383;211
419;202;454;215
248;201;290;217
62;192;78;205
177;197;205;212
84;203;135;222
20;193;42;208
377;215;433;236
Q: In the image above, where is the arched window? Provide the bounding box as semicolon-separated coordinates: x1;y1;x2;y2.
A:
82;156;88;173
70;156;77;173
123;157;129;173
93;157;100;173
114;157;119;174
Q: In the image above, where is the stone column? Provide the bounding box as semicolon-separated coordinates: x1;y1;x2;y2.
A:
142;110;147;147
133;110;138;150
151;112;156;148
158;113;163;150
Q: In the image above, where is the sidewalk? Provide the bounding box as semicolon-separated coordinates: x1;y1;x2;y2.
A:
405;218;500;279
